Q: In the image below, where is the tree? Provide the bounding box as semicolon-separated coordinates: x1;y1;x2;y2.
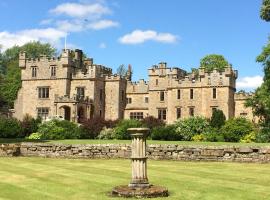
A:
210;109;226;129
260;0;270;21
0;41;56;108
116;64;127;77
199;54;230;72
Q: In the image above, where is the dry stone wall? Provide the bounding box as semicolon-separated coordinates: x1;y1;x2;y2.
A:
1;143;270;163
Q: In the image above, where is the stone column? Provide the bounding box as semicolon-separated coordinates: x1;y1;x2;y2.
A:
128;128;150;188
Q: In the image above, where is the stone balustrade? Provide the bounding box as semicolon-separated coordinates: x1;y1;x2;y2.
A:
0;143;270;163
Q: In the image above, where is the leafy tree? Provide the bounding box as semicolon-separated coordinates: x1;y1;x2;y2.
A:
210;109;226;129
200;54;230;72
113;119;143;139
116;64;127;77
260;0;270;21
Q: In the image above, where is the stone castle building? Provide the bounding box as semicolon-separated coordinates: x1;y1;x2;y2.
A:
13;49;255;123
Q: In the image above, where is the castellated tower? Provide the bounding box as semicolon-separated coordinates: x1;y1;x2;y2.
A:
13;50;251;123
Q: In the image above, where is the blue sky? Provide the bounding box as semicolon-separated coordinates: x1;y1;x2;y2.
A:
0;0;268;90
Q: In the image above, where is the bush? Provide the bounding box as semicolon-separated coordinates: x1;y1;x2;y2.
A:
141;116;165;130
210;109;226;129
202;128;224;142
0;117;22;138
192;134;204;142
114;119;143;140
27;132;43;140
151;125;179;140
255;126;270;143
240;131;257;143
21;114;41;137
220;117;254;142
175;116;210;141
80;117;118;139
37;120;83;139
97;127;115;139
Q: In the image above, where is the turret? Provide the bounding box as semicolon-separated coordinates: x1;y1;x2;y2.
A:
19;51;26;68
126;64;132;81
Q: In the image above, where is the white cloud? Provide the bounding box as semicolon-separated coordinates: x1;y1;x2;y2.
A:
236;75;263;89
87;19;119;30
40;19;54;25
99;42;106;48
50;2;111;19
119;30;178;44
0;28;66;51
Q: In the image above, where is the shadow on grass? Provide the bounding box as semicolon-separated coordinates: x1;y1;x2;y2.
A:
0;138;49;144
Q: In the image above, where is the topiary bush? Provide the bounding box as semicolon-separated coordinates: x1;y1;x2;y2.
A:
220;117;254;142
210;109;226;129
151;125;179;141
113;119;143;140
0;117;22;138
175;116;210;141
37;120;83;139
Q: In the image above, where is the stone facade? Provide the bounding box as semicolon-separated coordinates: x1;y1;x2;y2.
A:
1;143;270;163
13;49;254;123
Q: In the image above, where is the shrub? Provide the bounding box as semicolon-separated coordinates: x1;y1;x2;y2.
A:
192;134;204;142
27;132;43;140
240;131;257;143
141;116;165;130
210;109;226;129
21;114;41;137
220;117;254;142
114;119;143;140
0;117;22;138
175;116;210;141
151;125;179;140
80;117;118;139
202;128;225;142
97;127;115;139
37;120;83;139
255;126;270;143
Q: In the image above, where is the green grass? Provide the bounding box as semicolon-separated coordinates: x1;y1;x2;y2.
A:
0;157;269;200
1;138;270;147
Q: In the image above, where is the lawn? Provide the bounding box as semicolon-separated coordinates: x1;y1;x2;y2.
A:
0;157;269;200
1;138;270;147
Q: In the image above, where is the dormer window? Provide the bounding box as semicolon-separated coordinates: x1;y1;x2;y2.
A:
32;67;37;78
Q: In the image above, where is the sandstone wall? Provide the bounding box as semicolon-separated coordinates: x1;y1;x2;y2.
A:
1;143;270;163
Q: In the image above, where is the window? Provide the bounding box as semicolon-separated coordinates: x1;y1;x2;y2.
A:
130;112;144;120
213;88;217;99
37;107;49;119
121;90;125;101
158;109;166;120
156;79;158;85
190;89;194;99
32;67;37;77
99;89;103;101
145;97;149;103
189;107;194;116
77;87;85;99
160;91;165;101
99;110;102;117
177;89;181;99
51;66;56;77
176;107;181;119
127;98;132;104
38;87;49;98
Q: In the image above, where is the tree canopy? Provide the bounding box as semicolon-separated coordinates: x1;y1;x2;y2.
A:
260;0;270;21
199;54;230;72
116;64;127;77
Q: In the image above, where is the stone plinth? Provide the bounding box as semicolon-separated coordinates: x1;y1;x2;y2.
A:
111;128;169;198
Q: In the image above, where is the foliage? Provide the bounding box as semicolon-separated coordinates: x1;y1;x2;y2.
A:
202;128;225;142
199;54;229;72
220;118;254;142
192;134;204;142
27;132;43;140
116;64;127;77
210;109;226;129
175;116;210;141
113;119;143;140
255;126;270;143
37;120;83;140
151;125;179;141
0;117;22;138
80;117;118;139
260;0;270;21
240;131;257;143
97;127;115;139
141;116;165;130
21;114;41;137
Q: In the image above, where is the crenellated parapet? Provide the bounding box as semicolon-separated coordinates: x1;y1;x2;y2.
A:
234;91;254;100
126;79;149;93
148;62;187;78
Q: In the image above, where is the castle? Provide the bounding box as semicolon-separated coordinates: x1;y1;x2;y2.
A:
13;49;255;123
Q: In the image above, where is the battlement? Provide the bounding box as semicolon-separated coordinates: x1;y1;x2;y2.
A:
148;62;187;78
105;74;123;81
127;79;149;93
234;91;254;100
199;66;238;78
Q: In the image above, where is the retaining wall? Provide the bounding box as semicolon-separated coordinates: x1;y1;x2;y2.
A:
1;143;270;163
